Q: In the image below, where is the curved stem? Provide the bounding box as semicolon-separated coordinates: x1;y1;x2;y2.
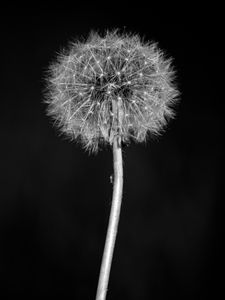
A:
95;135;123;300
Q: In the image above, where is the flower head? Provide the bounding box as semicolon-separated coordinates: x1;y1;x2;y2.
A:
44;29;179;152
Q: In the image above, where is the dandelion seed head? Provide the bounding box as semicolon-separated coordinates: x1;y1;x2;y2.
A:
44;29;179;152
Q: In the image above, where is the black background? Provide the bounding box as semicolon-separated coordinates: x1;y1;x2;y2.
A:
0;4;224;300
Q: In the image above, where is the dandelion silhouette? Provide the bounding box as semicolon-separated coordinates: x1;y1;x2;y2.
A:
44;29;179;300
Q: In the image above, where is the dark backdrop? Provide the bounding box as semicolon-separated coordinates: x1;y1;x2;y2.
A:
0;4;223;300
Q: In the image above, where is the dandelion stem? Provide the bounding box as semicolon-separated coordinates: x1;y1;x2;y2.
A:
95;134;123;300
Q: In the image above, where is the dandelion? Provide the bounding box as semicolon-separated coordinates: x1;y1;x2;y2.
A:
44;29;179;300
